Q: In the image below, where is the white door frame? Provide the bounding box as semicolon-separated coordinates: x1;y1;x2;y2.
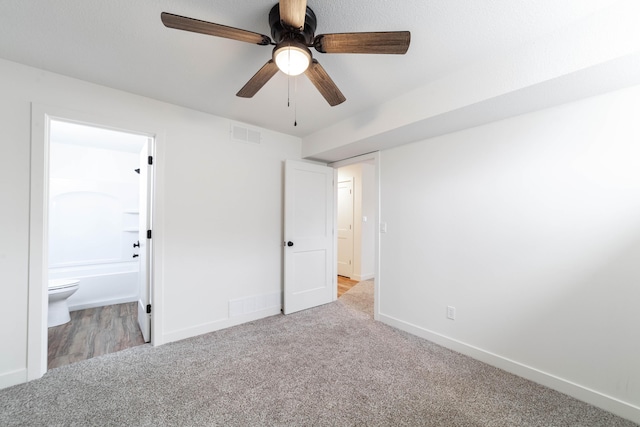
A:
329;152;381;320
28;103;165;380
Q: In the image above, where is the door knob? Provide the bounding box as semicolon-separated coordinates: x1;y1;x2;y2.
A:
133;254;139;258
287;241;294;247
133;241;140;248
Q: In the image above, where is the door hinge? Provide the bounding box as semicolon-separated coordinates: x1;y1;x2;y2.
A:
147;230;152;239
148;156;153;165
146;304;152;314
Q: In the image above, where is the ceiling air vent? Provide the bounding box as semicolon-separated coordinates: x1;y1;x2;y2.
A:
230;123;261;144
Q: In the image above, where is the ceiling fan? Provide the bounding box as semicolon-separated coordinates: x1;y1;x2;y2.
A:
161;0;410;106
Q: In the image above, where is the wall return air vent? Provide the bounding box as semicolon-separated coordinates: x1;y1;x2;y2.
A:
230;122;261;144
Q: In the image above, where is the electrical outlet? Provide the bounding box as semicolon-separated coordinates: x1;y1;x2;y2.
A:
447;306;456;320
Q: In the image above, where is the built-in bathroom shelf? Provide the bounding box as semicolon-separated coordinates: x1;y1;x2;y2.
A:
123;211;139;233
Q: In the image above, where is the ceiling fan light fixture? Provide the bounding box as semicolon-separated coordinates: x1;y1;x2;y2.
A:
273;41;311;76
161;4;410;107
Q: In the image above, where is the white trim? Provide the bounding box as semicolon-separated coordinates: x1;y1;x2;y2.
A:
28;104;50;380
379;312;640;425
28;103;165;382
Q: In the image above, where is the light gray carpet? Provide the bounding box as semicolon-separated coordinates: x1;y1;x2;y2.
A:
0;280;636;426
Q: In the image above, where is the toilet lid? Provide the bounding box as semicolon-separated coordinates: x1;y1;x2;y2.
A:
48;279;79;290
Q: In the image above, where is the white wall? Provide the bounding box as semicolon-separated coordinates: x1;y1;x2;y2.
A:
379;84;640;422
0;58;301;388
360;163;376;279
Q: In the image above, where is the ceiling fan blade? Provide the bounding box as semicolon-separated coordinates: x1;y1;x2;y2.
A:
279;0;307;29
304;60;346;107
161;12;271;45
314;31;411;54
236;60;280;98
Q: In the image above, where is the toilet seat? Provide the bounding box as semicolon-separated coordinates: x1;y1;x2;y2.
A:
49;279;80;290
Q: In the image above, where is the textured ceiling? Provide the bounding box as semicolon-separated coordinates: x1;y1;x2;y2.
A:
0;0;617;137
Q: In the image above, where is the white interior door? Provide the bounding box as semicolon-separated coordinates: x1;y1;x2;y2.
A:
337;179;354;277
137;139;153;342
284;160;335;315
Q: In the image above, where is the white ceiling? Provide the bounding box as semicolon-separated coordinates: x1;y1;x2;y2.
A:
0;0;623;139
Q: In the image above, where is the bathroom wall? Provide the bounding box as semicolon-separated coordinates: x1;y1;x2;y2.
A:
48;124;146;310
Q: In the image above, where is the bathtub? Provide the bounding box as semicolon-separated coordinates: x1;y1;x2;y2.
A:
49;261;139;311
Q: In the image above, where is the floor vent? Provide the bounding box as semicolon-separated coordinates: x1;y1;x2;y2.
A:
229;292;281;317
230;123;261;144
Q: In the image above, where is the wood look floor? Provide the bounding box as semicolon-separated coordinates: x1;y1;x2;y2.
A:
48;302;145;370
338;275;360;297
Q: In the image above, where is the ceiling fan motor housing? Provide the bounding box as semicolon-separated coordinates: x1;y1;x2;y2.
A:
269;4;317;45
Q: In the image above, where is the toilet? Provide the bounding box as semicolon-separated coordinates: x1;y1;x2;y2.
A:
48;279;80;327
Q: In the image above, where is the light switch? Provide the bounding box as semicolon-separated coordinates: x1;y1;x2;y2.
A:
380;222;387;233
362;216;367;222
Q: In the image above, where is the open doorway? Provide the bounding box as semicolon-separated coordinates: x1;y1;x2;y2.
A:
45;119;153;369
333;156;377;302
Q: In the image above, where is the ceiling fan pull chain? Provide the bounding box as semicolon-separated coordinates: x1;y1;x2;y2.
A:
294;76;298;126
287;73;291;107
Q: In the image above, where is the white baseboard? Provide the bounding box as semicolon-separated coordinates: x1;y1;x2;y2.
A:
0;368;27;390
162;307;282;344
379;312;640;425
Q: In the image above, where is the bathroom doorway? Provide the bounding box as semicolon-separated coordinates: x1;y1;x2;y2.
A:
46;119;154;369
